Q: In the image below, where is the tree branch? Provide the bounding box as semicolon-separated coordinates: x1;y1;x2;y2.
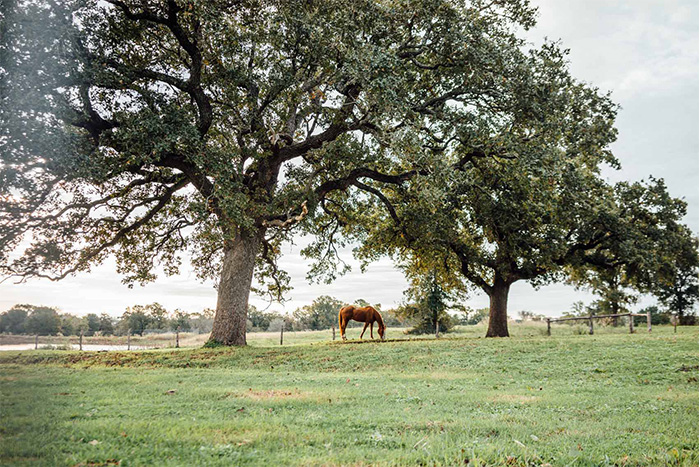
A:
5;177;189;282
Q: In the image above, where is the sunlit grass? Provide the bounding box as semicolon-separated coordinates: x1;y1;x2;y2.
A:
1;325;697;466
0;320;660;350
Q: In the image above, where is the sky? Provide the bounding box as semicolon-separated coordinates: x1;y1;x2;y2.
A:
0;1;698;318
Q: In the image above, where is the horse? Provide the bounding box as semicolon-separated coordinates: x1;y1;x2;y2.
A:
338;305;386;341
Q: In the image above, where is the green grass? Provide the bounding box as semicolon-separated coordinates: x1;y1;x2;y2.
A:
1;325;697;466
0;320;649;350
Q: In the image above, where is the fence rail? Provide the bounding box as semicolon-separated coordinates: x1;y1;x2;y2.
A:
545;311;652;336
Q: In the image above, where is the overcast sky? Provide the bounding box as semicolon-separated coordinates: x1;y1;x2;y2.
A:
1;1;697;318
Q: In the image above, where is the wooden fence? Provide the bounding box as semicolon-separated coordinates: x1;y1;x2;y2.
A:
545;311;652;336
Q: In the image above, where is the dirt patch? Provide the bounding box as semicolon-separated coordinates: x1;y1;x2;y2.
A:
490;394;539;404
228;388;314;401
402;371;466;381
73;460;120;466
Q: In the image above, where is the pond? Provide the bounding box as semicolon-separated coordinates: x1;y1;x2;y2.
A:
0;344;157;351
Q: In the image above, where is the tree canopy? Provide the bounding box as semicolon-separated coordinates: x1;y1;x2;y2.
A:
4;1;693;343
396;271;460;335
346;89;694;336
346;67;621;336
1;0;562;345
568;179;698;321
292;295;344;331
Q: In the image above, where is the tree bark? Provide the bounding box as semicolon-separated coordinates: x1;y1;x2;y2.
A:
486;276;511;337
208;231;261;346
611;300;619;326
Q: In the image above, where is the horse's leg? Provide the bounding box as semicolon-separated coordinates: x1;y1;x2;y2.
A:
340;316;347;341
360;322;369;339
370;322;374;339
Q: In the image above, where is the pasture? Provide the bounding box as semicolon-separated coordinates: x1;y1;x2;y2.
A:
1;325;698;466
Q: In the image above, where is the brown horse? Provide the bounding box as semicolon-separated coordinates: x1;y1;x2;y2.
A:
338;305;386;341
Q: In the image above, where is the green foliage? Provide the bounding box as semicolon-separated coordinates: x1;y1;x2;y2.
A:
396;273;460;334
120;306;151;336
568;179;697;319
83;313;101;336
58;314;80;337
379;308;404;327
2;0;538;292
347;47;622;336
653;231;699;322
638;306;671;326
169;309;192;332
460;307;490;325
394;303;457;335
24;306;61;336
517;310;546;322
202;339;225;349
292;295;344;331
189;308;215;334
0;0;570;344
146;303;169;330
0;306;28;334
247;306;286;332
98;313;115;335
567;300;589;318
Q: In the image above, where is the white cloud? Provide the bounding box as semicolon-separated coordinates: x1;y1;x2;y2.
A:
529;0;698;99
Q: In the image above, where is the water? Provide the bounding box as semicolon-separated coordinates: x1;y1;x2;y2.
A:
0;344;156;351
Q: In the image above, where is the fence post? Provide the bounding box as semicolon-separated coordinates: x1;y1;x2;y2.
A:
35;334;38;350
435;320;439;339
546;319;551;336
589;314;594;335
176;327;180;348
280;322;284;345
79;329;83;351
646;311;652;333
127;330;131;350
332;326;335;341
673;314;678;333
628;313;634;334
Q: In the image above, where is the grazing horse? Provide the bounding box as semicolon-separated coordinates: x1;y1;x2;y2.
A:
338;305;386;341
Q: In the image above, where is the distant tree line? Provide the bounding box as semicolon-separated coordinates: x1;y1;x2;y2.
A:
0;303;214;337
0;296;402;336
3;287;693;338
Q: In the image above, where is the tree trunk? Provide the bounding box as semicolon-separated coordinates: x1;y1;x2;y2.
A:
208;231;261;346
611;300;620;326
486;277;511;337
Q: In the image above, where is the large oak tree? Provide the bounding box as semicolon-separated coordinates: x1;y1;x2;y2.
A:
1;0;548;345
352;152;694;336
343;41;624;336
339;46;695;337
570;180;699;323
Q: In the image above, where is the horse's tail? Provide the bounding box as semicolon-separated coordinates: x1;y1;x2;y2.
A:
338;305;351;327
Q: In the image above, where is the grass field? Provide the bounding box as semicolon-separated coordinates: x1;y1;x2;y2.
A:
0;320;661;350
1;325;697;466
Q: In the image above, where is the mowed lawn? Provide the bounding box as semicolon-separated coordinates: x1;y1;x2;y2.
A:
0;327;697;466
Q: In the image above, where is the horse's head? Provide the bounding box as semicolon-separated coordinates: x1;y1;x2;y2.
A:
378;322;386;341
